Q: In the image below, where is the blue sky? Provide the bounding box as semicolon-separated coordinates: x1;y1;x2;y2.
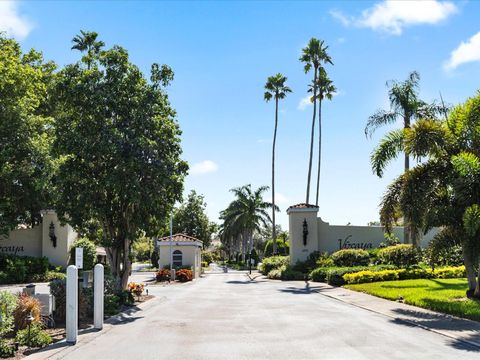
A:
3;0;480;229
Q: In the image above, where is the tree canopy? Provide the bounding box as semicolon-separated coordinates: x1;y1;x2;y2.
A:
172;190;216;248
53;32;188;288
0;34;56;234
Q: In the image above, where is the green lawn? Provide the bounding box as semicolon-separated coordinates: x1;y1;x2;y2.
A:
345;278;480;321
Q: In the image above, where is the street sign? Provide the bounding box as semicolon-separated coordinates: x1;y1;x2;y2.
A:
75;247;84;269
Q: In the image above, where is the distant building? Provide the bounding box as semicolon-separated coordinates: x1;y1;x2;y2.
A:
156;234;203;279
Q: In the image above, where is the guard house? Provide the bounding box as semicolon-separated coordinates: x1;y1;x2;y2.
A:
156;234;203;279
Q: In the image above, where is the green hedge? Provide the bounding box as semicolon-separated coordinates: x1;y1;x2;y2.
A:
309;265;397;286
0;255;50;284
267;265;304;281
378;244;418;267
343;266;466;284
331;249;370;267
258;256;290;275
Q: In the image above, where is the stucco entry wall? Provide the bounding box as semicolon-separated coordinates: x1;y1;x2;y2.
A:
0;210;77;267
288;204;438;265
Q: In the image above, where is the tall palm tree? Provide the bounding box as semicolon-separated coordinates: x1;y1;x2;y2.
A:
220;185;278;262
300;38;333;204
71;30;105;69
366;71;441;245
379;92;480;297
264;73;291;255
313;68;336;207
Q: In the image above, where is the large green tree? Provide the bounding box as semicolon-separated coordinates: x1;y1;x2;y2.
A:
0;34;56;234
379;92;480;297
300;38;332;205
264;73;291;255
366;71;442;245
172;190;216;248
53;32;188;289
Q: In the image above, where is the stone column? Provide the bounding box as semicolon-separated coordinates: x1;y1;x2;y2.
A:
287;204;319;265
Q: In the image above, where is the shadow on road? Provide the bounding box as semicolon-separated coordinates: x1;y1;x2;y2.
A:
388;308;480;352
225;280;268;285
278;284;324;295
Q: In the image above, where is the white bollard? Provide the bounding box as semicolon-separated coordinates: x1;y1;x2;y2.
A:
66;265;78;344
94;264;104;330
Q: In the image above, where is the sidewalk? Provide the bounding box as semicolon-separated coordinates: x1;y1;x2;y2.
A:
284;278;480;349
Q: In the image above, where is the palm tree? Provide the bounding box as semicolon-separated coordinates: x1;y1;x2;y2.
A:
220;185;278;262
71;30;105;69
264;73;291;255
366;71;442;245
300;38;333;204
313;68;336;206
379;92;480;297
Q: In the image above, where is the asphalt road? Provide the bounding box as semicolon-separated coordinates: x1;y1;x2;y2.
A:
56;271;479;360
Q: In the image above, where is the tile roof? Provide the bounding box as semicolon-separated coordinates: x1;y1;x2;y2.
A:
287;203;319;210
157;233;203;243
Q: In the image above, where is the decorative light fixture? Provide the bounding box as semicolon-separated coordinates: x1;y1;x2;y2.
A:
49;221;57;248
302;219;308;246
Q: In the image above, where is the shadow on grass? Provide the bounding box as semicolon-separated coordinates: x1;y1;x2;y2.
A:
388;307;480;352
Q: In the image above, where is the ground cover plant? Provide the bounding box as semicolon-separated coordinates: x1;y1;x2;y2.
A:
345;278;480;321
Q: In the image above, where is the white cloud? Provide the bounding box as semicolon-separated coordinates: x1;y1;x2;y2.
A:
190;160;218;175
0;1;33;39
297;90;343;111
331;0;457;35
444;32;480;71
297;95;313;110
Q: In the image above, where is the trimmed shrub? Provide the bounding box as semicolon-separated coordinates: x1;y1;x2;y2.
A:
331;249;370;267
176;269;193;282
264;239;289;257
0;339;15;358
0;291;16;337
310;267;330;282
70;238;97;271
378;244;418;267
342;265;465;284
316;252;334;268
104;294;120;316
258;256;290;275
127;282;144;298
156;269;171;282
433;266;465;278
267;265;304;281
343;270;400;284
0;255;50;284
14;294;41;330
15;323;52;348
201;261;209;268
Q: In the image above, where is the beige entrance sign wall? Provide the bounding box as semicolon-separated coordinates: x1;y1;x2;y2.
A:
287;204;437;265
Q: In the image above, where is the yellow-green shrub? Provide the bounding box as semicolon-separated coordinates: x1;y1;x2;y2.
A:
343;270;399;284
343;265;466;284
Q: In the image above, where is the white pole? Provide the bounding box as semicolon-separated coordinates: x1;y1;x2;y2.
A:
66;265;78;344
94;264;104;330
169;213;173;273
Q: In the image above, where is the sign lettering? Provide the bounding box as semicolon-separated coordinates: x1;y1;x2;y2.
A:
338;235;373;250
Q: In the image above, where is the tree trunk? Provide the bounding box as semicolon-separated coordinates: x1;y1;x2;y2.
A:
306;66;318;204
106;238;132;290
403;115;411;245
463;246;477;297
272;96;278;255
315;96;322;207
